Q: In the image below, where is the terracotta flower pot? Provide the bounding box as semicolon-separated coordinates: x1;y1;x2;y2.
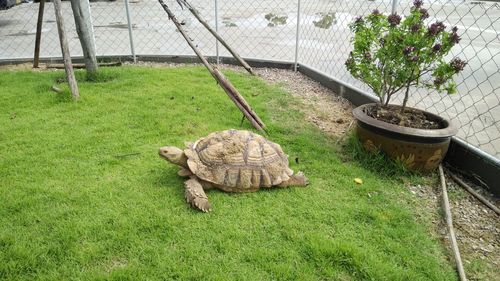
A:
352;103;458;172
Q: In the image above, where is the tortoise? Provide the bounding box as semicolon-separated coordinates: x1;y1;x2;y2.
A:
159;129;309;212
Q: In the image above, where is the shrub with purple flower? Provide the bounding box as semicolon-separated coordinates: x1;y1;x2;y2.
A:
450;58;467;72
345;1;466;111
410;24;421;33
388;14;402;26
428;21;446;36
403;46;415;56
434;77;445;86
449;27;461;44
419;8;429;20
432;44;442;52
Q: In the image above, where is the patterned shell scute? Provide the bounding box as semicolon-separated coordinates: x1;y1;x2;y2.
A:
184;130;293;191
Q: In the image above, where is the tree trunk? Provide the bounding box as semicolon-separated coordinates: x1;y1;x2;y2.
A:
401;80;411;113
70;0;98;74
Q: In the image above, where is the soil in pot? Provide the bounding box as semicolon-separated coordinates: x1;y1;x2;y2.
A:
364;104;444;130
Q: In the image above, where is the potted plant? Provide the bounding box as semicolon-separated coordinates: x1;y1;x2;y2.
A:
345;0;466;171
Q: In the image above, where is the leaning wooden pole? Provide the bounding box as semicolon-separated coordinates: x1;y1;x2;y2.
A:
53;0;80;100
439;165;467;281
158;0;265;132
33;0;46;68
182;0;256;76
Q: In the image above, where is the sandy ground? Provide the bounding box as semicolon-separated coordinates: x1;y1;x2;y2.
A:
254;66;354;138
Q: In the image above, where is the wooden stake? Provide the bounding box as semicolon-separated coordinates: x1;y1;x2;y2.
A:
182;0;256;76
439;165;467;281
53;0;80;100
158;0;265;132
33;0;46;68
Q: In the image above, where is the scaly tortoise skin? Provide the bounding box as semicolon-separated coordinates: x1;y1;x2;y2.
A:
159;129;309;212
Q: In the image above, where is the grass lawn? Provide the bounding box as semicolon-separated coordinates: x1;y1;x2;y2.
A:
0;66;457;280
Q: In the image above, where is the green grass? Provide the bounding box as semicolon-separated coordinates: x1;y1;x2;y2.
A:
0;66;457;280
344;132;414;178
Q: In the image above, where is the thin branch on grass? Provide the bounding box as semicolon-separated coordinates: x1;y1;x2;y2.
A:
114;152;141;158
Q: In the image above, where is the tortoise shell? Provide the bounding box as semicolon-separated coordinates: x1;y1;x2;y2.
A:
184;129;293;192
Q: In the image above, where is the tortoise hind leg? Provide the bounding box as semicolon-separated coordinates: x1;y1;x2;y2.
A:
278;171;309;187
184;178;212;212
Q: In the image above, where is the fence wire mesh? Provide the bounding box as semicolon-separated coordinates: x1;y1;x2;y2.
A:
0;0;498;159
131;0;216;57
216;0;298;61
0;2;80;60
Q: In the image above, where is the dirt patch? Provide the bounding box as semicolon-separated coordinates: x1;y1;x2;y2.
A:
103;258;128;273
242;66;354;138
0;62;42;71
0;62;68;72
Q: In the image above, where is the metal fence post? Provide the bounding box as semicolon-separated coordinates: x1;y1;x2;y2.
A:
215;0;219;65
391;0;399;14
124;0;136;63
294;0;301;72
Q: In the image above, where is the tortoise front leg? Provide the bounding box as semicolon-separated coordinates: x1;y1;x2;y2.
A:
184;178;212;212
278;171;309;187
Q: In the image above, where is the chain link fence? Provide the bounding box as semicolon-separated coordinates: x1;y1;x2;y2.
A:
298;0;500;160
1;0;499;160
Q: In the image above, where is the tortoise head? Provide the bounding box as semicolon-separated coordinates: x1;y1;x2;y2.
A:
159;146;188;168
